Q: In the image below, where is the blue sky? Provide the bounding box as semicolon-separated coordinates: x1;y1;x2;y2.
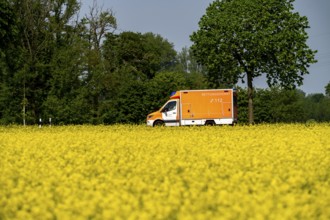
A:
81;0;330;94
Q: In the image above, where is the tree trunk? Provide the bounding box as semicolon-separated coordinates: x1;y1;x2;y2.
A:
247;71;254;124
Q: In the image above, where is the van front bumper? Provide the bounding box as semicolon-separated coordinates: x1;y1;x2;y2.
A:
146;120;154;126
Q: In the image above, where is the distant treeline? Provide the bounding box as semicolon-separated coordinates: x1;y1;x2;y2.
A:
0;0;329;125
237;87;330;124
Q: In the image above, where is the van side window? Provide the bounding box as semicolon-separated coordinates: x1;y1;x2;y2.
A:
163;101;176;112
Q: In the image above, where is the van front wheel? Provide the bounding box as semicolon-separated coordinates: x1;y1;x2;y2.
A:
153;120;165;127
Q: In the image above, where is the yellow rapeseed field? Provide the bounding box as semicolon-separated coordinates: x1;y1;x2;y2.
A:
0;124;329;220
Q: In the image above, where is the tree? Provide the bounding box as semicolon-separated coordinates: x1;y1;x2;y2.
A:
145;71;187;114
236;87;249;124
319;98;330;121
80;0;117;123
304;93;327;121
142;32;177;78
14;0;54;124
267;88;306;122
325;82;330;97
175;47;208;89
237;87;307;124
190;0;317;124
43;29;90;124
0;0;19;124
0;0;83;125
103;32;176;79
253;88;273;123
98;31;177;124
85;0;117;52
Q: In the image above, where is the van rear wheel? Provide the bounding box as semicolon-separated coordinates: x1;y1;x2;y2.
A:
153;120;165;127
205;120;215;126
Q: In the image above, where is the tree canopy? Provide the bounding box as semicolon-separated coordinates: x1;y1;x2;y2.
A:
190;0;317;124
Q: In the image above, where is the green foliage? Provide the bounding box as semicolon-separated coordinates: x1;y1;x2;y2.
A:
103;31;177;79
266;88;306;123
0;0;83;124
106;75;147;124
0;0;17;50
143;32;177;76
237;87;316;124
43;35;90;124
319;98;330;121
236;87;248;124
175;47;209;89
325;82;330;97
95;66;146;124
304;93;330;122
96;31;178;124
145;71;187;113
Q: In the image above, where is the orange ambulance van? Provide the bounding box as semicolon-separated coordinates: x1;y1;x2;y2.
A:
147;89;237;126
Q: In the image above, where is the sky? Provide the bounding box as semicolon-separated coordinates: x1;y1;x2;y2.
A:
81;0;330;95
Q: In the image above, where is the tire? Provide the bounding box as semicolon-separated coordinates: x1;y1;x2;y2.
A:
205;120;215;126
153;120;165;127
